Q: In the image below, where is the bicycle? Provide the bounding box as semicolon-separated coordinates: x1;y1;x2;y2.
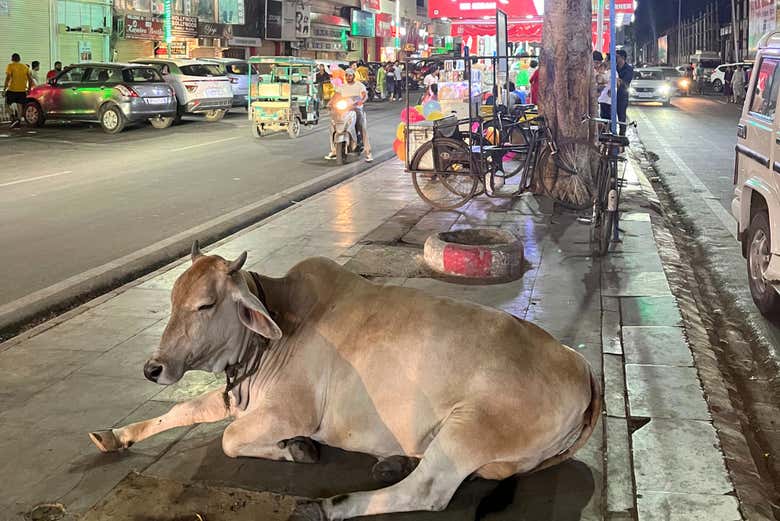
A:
582;115;637;256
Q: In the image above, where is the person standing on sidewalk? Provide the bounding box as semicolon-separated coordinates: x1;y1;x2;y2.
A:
376;63;387;101
30;61;40;86
386;63;396;101
315;64;330;103
529;59;539;105
724;66;734;103
615;50;633;136
732;65;745;104
4;53;33;129
393;62;403;101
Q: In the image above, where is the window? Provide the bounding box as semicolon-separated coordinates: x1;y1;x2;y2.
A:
123;67;164;83
637;70;663;80
750;58;780;119
57;0;110;30
180;64;224;77
226;62;248;75
83;68;122;84
57;66;89;86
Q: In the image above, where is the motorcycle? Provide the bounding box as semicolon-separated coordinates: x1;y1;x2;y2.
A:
330;95;363;165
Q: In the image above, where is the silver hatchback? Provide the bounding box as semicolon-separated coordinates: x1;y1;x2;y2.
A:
23;63;177;133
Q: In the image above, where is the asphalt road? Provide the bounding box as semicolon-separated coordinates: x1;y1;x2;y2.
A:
629;95;780;361
0;101;404;306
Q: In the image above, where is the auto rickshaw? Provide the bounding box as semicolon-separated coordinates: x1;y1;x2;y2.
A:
248;56;319;138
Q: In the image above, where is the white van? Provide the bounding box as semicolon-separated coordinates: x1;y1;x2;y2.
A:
732;31;780;315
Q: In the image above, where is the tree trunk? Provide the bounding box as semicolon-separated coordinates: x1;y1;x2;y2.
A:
536;0;600;208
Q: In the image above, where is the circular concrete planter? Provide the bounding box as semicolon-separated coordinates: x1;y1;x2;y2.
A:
423;228;524;280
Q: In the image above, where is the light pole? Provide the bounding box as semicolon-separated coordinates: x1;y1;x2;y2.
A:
164;0;172;58
677;0;682;64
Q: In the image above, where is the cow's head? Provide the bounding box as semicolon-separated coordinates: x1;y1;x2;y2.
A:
143;242;282;384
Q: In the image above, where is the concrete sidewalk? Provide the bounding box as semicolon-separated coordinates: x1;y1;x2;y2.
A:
0;159;741;521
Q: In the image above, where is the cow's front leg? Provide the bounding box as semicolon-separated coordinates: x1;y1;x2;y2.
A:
221;406;317;462
89;388;229;452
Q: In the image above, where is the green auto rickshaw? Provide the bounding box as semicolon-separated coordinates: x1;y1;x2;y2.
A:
248;56;320;138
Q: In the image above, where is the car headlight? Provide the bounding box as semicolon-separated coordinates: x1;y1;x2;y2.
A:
629;87;636;95
658;84;671;95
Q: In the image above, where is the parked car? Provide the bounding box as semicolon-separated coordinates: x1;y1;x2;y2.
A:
131;58;232;122
23;62;176;133
711;62;753;92
628;67;674;105
732;32;780;315
201;57;252;108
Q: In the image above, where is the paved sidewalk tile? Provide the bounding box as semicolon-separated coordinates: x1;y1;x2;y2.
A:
604;354;627;418
622;326;693;366
606;417;633;515
620;296;683;327
626;364;710;420
637;491;742;521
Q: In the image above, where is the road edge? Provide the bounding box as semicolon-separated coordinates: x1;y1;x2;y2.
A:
0;149;395;340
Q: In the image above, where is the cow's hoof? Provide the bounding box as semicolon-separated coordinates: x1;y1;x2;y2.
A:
286;437;320;463
88;430;124;453
371;455;420;484
289;500;326;521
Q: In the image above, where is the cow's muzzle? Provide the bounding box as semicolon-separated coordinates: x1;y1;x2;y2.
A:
143;360;164;383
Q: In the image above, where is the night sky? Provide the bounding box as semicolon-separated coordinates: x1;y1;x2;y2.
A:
633;0;729;42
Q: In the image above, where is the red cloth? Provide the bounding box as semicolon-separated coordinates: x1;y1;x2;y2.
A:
46;70;58;80
529;68;539;105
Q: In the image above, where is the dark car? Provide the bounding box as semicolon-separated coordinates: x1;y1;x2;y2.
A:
23;63;177;134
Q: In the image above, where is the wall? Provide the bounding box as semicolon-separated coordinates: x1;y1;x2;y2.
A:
0;0;54;76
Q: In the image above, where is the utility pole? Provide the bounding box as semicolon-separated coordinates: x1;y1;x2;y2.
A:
731;0;739;61
677;0;682;65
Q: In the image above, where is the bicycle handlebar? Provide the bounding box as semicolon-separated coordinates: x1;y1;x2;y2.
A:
581;114;637;128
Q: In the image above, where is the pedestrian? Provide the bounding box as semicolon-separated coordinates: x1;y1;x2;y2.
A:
724;66;734;103
385;63;396;101
376;62;387;100
615;49;633;135
46;61;62;81
528;59;539;105
30;60;40;86
315;64;330;103
695;62;704;94
3;53;33;129
732;65;745;104
393;61;403;100
598;57;612;123
421;66;438;103
593;50;606;101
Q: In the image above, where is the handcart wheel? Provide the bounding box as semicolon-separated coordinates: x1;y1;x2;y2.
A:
410;138;478;210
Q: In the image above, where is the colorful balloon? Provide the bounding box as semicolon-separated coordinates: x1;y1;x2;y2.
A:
400;107;424;124
331;78;343;87
415;104;424;114
422;101;442;117
396;122;406;141
393;138;406;162
425;111;445;121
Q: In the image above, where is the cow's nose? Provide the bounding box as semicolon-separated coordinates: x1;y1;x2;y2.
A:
144;361;164;383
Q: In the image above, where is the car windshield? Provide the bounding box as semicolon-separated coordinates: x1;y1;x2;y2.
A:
123;67;164;83
638;70;664;80
180;64;225;77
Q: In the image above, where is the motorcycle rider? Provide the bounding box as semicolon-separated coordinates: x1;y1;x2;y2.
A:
325;68;373;162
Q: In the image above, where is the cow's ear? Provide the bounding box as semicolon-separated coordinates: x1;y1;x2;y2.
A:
233;278;282;340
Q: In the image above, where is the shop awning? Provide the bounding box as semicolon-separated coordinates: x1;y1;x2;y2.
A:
451;20;612;53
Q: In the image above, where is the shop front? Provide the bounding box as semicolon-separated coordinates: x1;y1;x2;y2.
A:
114;12;197;61
56;0;112;66
194;21;233;58
300;13;350;60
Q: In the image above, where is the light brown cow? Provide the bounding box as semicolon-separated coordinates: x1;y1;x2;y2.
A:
89;244;601;521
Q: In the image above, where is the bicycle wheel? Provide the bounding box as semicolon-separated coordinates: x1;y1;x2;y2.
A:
590;159;615;256
483;121;528;178
410;138;479;210
540;148;593;211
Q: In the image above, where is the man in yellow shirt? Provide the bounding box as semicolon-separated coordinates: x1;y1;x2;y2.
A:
4;53;33;128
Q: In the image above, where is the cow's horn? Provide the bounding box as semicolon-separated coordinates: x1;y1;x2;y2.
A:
191;240;203;262
228;251;248;274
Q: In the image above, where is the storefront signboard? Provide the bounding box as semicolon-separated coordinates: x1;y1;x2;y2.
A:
155;41;188;56
360;0;380;13
295;4;311;38
125;14;163;40
351;10;375;38
375;13;392;38
265;0;282;39
218;0;245;25
197;21;233;38
750;0;775;53
172;14;197;37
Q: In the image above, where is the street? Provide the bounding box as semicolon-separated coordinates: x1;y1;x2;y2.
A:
0;102;401;308
629;96;780;363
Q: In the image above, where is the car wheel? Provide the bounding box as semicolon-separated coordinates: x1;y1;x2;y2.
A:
204;109;226;122
663;99;671;107
149;116;174;129
712;79;723;93
23;101;45;127
100;105;125;134
747;211;780;316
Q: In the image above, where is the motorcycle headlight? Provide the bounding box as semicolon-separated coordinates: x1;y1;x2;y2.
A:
335;99;349;111
680;79;690;88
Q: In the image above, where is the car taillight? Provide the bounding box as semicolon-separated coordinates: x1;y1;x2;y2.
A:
116;84;139;97
184;82;198;93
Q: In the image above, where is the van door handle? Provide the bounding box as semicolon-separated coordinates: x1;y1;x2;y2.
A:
737;123;747;139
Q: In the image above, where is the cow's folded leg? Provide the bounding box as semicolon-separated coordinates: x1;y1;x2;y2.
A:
371;455;420;484
222;409;315;461
89;388;229;453
294;421;488;520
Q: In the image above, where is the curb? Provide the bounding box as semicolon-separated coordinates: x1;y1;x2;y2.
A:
0;148;395;339
423;228;524;280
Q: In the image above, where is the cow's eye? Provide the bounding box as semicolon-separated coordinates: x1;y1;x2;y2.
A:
198;303;215;311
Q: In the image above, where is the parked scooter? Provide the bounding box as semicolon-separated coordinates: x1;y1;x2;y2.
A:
329;95;363;165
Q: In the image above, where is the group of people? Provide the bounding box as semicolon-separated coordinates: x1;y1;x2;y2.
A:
594;49;633;135
3;53;63;128
721;65;749;104
374;62;406;101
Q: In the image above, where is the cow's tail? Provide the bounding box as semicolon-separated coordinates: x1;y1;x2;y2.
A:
531;362;603;474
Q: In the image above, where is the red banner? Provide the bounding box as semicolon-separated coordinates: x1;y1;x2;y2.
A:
361;0;380;13
452;20;610;49
429;0;540;19
375;13;393;38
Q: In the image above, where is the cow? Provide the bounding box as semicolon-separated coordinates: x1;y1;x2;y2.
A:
89;243;601;521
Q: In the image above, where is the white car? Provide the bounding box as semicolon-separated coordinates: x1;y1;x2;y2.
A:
711;62;753;92
732;32;780;315
201;58;252;108
628;68;674;105
131;58;232;122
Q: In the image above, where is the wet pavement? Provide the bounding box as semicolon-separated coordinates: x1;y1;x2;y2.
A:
0;158;743;520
